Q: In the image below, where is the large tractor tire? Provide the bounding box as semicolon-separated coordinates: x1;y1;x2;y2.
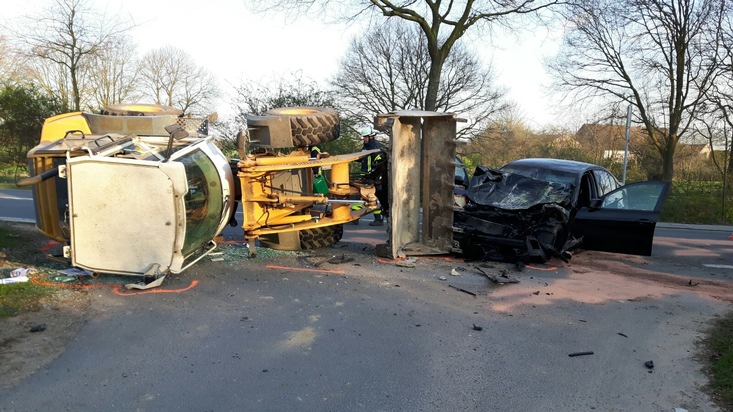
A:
100;104;183;117
258;224;344;251
263;107;340;147
300;225;344;249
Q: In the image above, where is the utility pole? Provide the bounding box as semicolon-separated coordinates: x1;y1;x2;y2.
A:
622;105;632;185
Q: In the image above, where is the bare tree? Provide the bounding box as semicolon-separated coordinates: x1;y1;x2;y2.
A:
249;0;559;112
549;0;725;181
138;46;219;114
333;21;512;137
87;36;140;109
700;2;733;174
0;35;27;85
6;0;134;111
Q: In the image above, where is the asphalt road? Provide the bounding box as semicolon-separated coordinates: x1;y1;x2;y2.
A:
1;189;733;411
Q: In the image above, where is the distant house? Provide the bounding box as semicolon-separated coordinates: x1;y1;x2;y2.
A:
575;124;646;162
549;134;582;149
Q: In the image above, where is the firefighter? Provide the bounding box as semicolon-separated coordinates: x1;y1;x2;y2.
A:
309;145;328;195
360;127;389;226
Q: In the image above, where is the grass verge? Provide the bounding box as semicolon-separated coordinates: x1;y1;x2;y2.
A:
701;311;733;411
0;224;53;318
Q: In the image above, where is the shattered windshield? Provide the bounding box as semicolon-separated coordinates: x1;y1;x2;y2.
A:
467;165;576;210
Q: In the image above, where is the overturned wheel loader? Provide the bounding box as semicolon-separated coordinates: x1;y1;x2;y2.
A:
19;104;381;277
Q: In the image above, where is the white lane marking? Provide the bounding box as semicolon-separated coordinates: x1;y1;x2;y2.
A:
703;264;733;269
0;194;32;201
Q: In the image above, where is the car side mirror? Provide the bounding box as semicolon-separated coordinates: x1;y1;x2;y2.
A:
589;198;603;210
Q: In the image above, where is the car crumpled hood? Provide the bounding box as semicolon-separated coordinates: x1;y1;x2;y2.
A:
466;165;574;210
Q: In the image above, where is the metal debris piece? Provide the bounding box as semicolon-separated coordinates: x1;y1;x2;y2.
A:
618;332;628;338
472;324;483;331
568;351;594;357
450;268;462;276
448;284;476;296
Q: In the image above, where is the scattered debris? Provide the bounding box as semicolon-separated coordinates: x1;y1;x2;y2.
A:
29;324;46;333
486;273;519;284
474;266;520;284
210;257;225;262
644;360;654;369
687;279;699;287
472;324;483;331
58;267;96;278
568;351;594;357
10;267;37;278
328;254;355;265
314;255;335;267
448;284;477;297
125;264;166;290
51;276;76;283
315;254;355;267
395;257;416;268
532;291;540;295
438;276;447;281
450;268;462;276
618;332;628;338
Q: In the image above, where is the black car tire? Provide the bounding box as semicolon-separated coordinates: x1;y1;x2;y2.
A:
263;107;340;148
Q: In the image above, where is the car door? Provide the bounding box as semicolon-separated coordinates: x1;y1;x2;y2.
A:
569;181;670;256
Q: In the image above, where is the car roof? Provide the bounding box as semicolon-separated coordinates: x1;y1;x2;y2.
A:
501;158;603;174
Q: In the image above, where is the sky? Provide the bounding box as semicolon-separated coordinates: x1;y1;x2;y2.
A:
3;0;563;129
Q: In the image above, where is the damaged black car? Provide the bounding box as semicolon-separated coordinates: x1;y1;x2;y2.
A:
452;158;670;263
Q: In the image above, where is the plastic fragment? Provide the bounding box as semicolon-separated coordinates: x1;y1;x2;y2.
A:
0;276;30;285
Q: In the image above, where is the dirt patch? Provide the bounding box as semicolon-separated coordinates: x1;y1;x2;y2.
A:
0;289;90;389
0;221;92;389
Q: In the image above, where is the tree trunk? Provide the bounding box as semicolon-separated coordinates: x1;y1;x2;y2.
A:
424;57;444;112
661;137;677;182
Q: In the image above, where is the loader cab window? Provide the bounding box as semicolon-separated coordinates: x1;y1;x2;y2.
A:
179;149;224;255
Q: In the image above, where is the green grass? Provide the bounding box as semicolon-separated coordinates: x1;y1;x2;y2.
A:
660;181;732;225
0;280;51;318
702;312;733;410
0;225;21;248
